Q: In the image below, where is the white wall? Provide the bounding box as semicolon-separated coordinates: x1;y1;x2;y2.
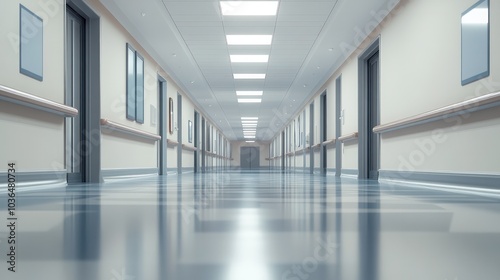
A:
378;0;500;174
274;0;500;177
0;0;65;172
96;0;159;169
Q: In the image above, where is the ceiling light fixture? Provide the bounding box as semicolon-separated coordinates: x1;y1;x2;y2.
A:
245;136;256;139
234;74;266;80
227;35;273;45
246;141;256;143
220;1;279;16
230;55;269;63
238;99;262;103
241;121;258;124
236;91;263;96
241;117;259;120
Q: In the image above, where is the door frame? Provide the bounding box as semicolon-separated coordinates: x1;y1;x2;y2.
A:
158;76;167;175
358;37;380;180
335;75;342;177
319;90;327;175
66;0;101;183
194;111;200;173
309;102;315;174
177;93;183;174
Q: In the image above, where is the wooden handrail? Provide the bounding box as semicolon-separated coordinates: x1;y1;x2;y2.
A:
181;144;197;152
166;139;179;146
100;119;161;141
339;132;358;143
0;84;78;117
374;91;500;134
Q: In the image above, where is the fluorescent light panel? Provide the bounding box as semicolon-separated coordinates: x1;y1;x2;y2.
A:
236;91;263;96
241;117;259;120
238;99;261;103
220;1;279;16
230;55;269;63
234;74;266;80
245;136;256;139
227;35;272;45
241;121;258;124
246;141;256;143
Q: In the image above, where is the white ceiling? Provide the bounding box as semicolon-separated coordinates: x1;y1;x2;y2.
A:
99;0;399;141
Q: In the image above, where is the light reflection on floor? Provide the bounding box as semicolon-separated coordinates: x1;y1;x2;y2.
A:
1;172;500;280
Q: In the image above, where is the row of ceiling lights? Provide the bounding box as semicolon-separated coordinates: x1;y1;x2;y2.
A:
220;1;279;141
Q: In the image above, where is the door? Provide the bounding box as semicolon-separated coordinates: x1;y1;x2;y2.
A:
158;78;167;175
65;7;86;183
240;147;260;170
309;103;314;174
177;93;183;173
320;92;327;175
194;111;200;173
335;76;342;177
367;51;380;179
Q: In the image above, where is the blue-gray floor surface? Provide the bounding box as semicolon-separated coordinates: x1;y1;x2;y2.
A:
1;172;500;280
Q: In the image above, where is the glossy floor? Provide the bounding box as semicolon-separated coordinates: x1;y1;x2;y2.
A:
1;172;500;280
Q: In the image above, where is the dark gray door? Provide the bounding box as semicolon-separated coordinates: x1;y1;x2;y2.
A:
194;111;200;173
158;78;167;175
65;7;86;183
240;147;260;170
177;93;182;173
309;103;314;174
320;92;327;175
367;51;380;179
335;76;342;177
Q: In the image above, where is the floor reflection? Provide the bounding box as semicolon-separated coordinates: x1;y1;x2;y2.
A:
1;172;500;280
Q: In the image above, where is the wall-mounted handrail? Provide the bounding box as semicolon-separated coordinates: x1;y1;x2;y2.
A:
312;143;321;150
0;84;78;117
181;144;197;152
338;132;358;143
322;139;336;146
373;91;500;134
100;119;161;141
166;139;179;146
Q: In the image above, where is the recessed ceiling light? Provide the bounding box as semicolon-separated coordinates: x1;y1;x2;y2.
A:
220;1;279;16
234;74;266;80
236;91;263;96
241;117;259;120
246;141;256;143
242;121;258;124
238;99;262;103
245;136;256;139
230;55;269;63
227;35;273;45
242;124;258;127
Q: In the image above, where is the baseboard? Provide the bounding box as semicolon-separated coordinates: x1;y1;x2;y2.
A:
327;168;337;175
341;169;358;178
181;167;194;174
379;170;500;190
102;168;158;180
0;170;67;192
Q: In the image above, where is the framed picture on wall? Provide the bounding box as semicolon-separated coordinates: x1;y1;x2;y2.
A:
168;97;174;134
461;0;489;85
20;5;43;81
126;44;136;120
188;120;193;143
